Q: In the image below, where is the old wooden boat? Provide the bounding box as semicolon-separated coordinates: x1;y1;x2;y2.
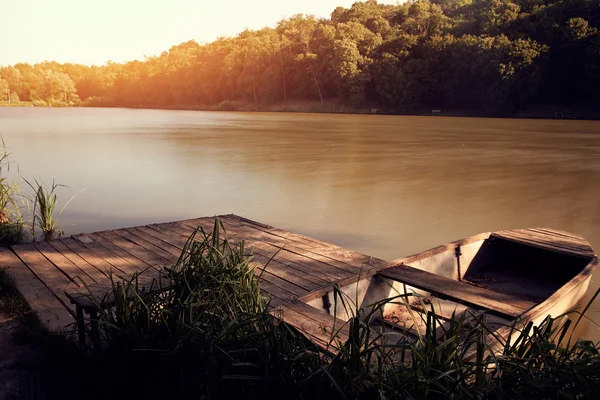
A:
300;228;598;348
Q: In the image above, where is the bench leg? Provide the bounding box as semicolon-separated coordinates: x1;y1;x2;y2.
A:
89;310;100;349
75;306;86;348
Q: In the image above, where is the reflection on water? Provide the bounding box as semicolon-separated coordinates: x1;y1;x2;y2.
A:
1;107;599;339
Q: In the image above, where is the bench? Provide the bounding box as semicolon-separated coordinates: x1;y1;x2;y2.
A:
377;264;537;319
65;270;172;347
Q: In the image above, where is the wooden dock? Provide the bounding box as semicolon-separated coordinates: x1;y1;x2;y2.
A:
0;214;390;346
3;215;594;350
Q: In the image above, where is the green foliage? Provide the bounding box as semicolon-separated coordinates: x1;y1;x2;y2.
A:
25;178;63;241
24;178;80;241
0;140;26;246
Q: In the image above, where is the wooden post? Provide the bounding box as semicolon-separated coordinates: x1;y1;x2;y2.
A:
76;306;86;347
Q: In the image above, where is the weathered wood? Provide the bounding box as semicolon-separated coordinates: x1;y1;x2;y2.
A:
393;232;490;265
169;220;351;281
378;264;536;318
92;231;164;271
0;248;74;331
76;233;148;273
161;220;342;291
3;214;596;357
127;227;184;259
276;305;339;350
33;240;101;284
112;229;179;263
11;243;77;310
492;229;595;259
217;217;384;274
136;225;190;250
55;238;117;280
223;214;383;268
180;218;363;277
283;300;350;342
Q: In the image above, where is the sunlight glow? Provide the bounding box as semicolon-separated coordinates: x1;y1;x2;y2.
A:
3;0;398;66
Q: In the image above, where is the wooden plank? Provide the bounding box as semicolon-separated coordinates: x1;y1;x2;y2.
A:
222;214;389;270
143;224;330;289
250;260;310;297
155;222;329;291
161;220;343;290
276;305;339;350
71;233;146;279
492;230;595;258
216;217;377;273
127;227;184;259
497;228;592;250
257;280;295;305
33;240;101;284
111;229;178;264
181;218;364;276
283;300;350;342
252;252;331;288
10;243;77;313
378;264;536;318
162;220;345;280
58;237;123;279
505;229;590;250
527;228;584;241
138;225;190;250
176;217;360;274
146;222;307;297
0;248;74;332
298;269;382;303
90;231;161;271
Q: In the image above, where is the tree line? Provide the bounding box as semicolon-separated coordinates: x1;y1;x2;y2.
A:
1;0;599;114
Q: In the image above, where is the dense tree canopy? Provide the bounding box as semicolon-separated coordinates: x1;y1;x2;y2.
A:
2;0;599;114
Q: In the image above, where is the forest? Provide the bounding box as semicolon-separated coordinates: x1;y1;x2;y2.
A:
1;0;599;115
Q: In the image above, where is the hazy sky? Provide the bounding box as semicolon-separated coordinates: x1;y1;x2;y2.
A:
3;0;398;66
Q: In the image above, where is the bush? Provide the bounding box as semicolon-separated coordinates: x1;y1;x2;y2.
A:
32;100;46;107
47;99;68;107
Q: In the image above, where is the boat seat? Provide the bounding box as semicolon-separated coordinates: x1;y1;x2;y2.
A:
377;264;537;319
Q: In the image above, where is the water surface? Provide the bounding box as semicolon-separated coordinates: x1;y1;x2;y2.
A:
1;107;599;338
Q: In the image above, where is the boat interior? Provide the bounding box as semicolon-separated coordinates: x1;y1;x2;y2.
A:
305;230;594;342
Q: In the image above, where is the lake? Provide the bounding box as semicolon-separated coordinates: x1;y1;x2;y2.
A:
1;107;599;338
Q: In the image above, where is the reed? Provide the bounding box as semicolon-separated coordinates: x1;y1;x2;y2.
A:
24;178;79;241
0;138;27;245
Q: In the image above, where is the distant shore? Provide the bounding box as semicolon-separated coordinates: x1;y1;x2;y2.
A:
85;100;600;121
5;100;600;120
0;102;34;107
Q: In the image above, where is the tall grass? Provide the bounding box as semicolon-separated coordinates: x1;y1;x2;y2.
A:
62;219;600;399
0;138;27;245
78;219;318;399
24;178;80;241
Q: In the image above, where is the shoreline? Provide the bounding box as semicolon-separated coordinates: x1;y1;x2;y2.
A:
6;100;600;120
87;101;600;121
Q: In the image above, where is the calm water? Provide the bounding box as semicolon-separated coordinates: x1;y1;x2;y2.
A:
1;107;600;338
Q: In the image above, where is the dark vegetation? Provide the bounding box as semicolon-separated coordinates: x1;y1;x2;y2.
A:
1;0;599;115
1;220;594;399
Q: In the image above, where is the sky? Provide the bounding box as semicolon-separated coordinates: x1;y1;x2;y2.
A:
2;0;398;67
